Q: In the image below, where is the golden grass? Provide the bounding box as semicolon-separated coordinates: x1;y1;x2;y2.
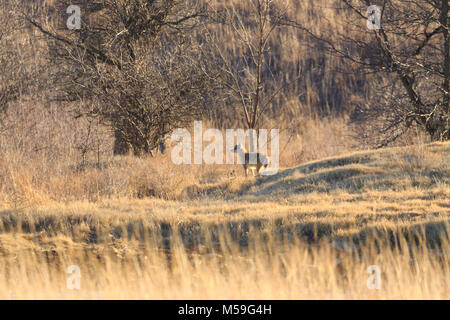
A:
0;103;354;205
1;0;448;299
0;141;448;299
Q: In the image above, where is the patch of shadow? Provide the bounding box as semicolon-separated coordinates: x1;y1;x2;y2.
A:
253;166;382;196
353;219;450;254
223;208;244;215
182;184;234;200
0;212;59;235
136;187;156;199
237;154;373;192
297;154;373;174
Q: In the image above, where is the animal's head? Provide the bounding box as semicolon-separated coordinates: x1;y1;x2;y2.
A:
231;144;243;153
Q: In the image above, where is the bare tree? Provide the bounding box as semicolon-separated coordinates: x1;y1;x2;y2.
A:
0;0;40;133
26;0;214;155
208;0;293;149
287;0;449;146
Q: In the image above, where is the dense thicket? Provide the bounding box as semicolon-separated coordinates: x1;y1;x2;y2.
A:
1;0;448;155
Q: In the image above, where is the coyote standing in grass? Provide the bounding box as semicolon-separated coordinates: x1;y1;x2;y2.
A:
232;144;268;177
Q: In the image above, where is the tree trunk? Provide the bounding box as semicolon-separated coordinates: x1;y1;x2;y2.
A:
113;129;131;155
441;0;450;140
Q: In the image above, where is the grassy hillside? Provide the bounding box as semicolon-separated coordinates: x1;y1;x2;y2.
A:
0;142;448;299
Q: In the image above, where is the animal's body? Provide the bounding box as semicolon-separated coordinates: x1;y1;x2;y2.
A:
232;144;268;176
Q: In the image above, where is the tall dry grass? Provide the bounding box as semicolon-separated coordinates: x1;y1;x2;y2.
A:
0;0;429;205
0;97;356;205
0;141;448;299
0;0;448;300
0;199;448;299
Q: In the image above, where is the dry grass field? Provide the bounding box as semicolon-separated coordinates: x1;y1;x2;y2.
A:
1;0;449;301
0;141;448;299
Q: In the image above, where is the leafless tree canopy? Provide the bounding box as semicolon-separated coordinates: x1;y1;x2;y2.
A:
3;0;449;156
208;0;293;132
0;0;42;133
26;0;215;155
287;0;449;146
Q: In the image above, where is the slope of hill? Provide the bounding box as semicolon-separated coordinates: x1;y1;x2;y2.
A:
242;141;449;196
0;142;449;299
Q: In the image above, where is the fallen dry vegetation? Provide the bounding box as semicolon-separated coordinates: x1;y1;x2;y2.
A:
0;141;448;299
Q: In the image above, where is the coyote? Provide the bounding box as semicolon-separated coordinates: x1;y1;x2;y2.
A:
232;144;268;176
